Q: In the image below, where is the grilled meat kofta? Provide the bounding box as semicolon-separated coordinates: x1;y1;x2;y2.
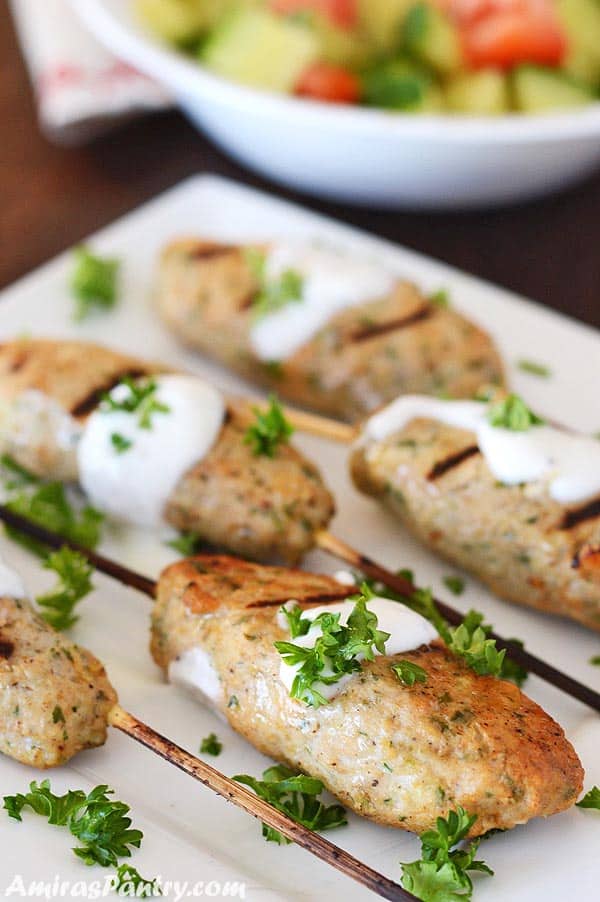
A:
351;395;600;631
151;553;583;837
0;339;334;563
0;592;116;768
156;238;505;422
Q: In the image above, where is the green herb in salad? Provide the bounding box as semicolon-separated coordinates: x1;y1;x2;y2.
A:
36;547;94;632
233;765;347;845
4;781;143;867
401;807;494;902
70;246;120;321
244;395;294;457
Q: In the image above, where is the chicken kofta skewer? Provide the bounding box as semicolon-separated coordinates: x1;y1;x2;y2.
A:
0;561;414;902
157;238;505;422
350;395;600;633
0;504;585;837
0;338;335;563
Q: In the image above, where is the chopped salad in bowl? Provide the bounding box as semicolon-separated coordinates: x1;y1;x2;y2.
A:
136;0;600;114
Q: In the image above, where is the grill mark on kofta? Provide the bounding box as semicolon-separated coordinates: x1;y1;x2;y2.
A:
188;244;236;261
427;445;480;481
70;368;148;417
349;305;433;344
560;498;600;530
0;637;14;659
247;590;351;609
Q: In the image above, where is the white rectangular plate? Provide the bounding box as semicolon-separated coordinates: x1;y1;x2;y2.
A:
0;175;598;901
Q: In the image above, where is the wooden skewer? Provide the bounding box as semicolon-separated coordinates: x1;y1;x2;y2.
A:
235;396;357;444
108;705;413;902
2;504;600;716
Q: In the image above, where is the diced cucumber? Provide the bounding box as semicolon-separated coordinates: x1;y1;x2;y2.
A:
362;60;443;112
556;0;600;86
513;65;596;112
314;17;375;69
358;0;415;52
402;2;462;75
136;0;225;44
445;69;509;115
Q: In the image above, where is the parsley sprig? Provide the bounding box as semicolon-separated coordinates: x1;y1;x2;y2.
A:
1;456;104;557
36;547;94;631
401;807;493;901
275;585;389;708
244;395;294;458
4;781;143;867
200;733;222;756
112;865;162;898
70;246;120;321
233;765;347;845
245;248;304;321
576;786;600;811
487;394;544;431
102;377;170;435
167;530;203;556
392;660;427;686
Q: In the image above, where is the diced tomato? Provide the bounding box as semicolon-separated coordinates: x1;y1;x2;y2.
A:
269;0;357;30
295;62;361;103
462;11;567;68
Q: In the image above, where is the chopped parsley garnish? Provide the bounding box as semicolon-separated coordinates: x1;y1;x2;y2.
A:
70;246;120;321
1;459;104;557
233;765;347;845
52;705;65;724
244;395;294;458
392;660;427;686
275;585;389;708
443;575;465;596
245;248;304;321
517;359;551;378
36;547;94;631
447;610;505;678
429;289;450;308
111;865;162;898
102;377;170;432
167;530;203;556
3;781;143;867
576;786;600;811
487;394;544;431
200;733;222;756
401;807;493;902
110;433;132;454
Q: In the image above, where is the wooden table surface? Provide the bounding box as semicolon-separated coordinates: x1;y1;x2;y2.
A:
2;9;599;330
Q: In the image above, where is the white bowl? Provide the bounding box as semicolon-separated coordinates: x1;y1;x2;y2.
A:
75;0;600;209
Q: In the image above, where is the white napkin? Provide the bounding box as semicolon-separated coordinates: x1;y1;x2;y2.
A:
10;0;170;144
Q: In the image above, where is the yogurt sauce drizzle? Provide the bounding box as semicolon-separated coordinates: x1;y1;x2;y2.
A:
168;648;224;712
0;555;26;599
361;395;600;505
77;375;225;528
250;242;396;361
277;597;437;702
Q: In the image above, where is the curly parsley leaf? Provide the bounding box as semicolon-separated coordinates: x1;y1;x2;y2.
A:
70;246;120;321
102;377;170;434
111;865;162;898
447;610;505;678
576;786;600;811
275;586;390;708
1;460;104;557
110;433;132;454
35;547;94;631
200;733;222;756
233;765;346;845
279;603;312;639
245;248;304;321
392;660;427;686
401;807;493;901
244;395;294;457
443;576;465;596
166;530;204;557
487;394;544;431
4;781;142;867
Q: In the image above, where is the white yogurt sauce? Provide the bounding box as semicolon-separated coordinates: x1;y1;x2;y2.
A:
249;242;396;361
168;647;223;709
0;555;26;599
361;395;600;505
277;597;437;702
77;375;225;528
